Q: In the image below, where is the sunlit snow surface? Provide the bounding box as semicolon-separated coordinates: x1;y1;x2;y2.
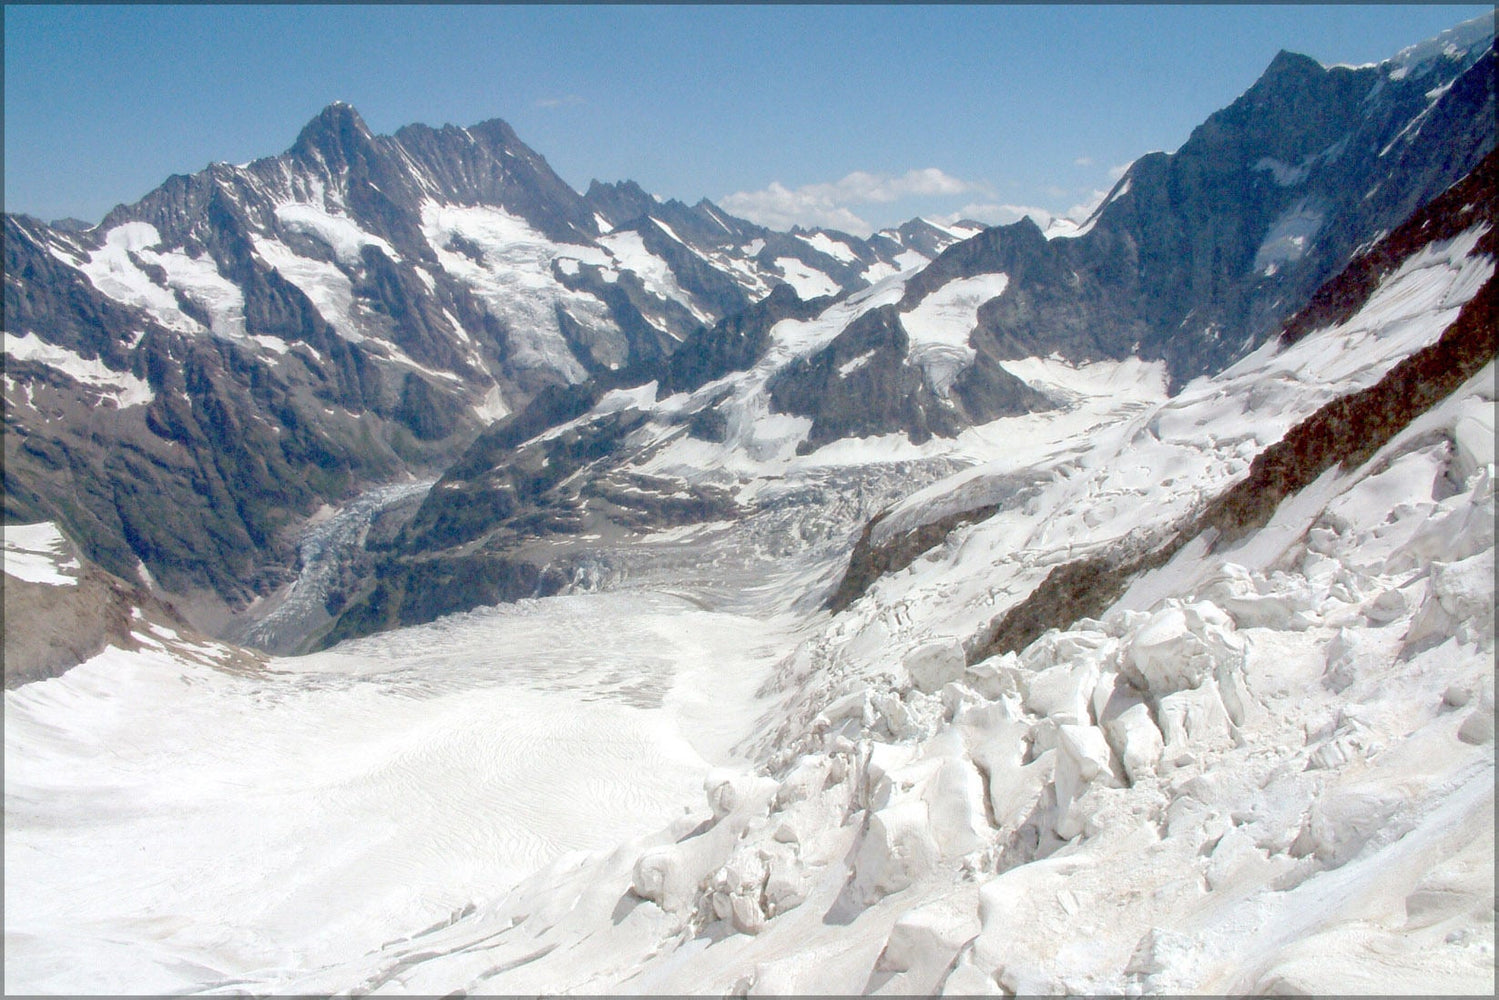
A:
274;203;397;265
4;593;797;994
2;522;81;585
4;223;1494;995
901;272;1010;394
773;256;841;299
419;201;608;381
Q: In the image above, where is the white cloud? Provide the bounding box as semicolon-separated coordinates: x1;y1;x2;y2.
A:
534;94;585;108
936;159;1139;234
1074;156;1094;167
1066;189;1112;222
937;202;1058;229
722;168;986;236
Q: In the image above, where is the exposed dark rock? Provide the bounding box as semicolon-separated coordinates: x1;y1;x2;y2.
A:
877;217;977;259
687;406;729;442
48;217;94;233
581;472;738;532
659;283;828;396
8;30;1492;651
907;40;1496;388
826;504;1001;613
585;181;767;247
633;217;752;318
820;148;1495;659
314;550;568;649
767;304;1051;451
3;216;141;369
395;372;468;442
1204;270;1495;543
584;179;661;230
1282;146;1498;344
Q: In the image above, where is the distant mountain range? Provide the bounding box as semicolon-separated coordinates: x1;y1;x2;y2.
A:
3;14;1494;648
3;99;979;628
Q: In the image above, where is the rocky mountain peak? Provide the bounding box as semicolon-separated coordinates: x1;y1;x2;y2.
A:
1261;48;1324;81
1380;10;1495;78
48;216;95;233
290;100;378;167
584;179;658;228
461;116;524;149
5;16;1492;651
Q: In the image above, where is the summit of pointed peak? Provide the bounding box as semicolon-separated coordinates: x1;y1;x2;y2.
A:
313;101;369;129
461;117;525;149
1258;48;1327;84
292;102;376;161
590;179;650;197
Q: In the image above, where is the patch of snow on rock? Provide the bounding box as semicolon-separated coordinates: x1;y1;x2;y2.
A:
774;257;841;299
3;332;156;407
3;522;82;586
274;203;397;265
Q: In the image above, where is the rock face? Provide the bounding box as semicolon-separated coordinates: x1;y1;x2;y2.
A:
319;30;1494;644
766;304;1052;452
317;403;742;648
906;35;1496;387
2;104;947;634
5;19;1496;995
964;148;1496;664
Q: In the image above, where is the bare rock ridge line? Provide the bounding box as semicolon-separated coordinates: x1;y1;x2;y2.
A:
2;530;240;688
4;101;948;639
311;35;1496;642
5;16;1496;994
826;502;1003;614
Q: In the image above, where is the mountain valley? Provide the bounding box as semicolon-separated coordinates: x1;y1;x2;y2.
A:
4;13;1496;996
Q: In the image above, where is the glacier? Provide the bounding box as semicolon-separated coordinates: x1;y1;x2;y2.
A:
4;198;1493;996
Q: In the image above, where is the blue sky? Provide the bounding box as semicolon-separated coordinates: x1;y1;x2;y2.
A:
4;4;1492;235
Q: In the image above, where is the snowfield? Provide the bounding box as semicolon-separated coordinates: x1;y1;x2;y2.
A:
5;593;799;994
4;230;1495;994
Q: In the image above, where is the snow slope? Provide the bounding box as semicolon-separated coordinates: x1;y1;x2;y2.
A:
3;592;800;994
2;332;156;408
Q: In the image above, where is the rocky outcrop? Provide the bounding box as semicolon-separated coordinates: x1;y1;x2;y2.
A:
767;305;1051;452
2;527;245;688
828;147;1496;644
658;283;829;395
8;28;1491;649
318;393;740;646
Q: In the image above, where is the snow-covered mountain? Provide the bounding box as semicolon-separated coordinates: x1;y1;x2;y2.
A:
3;103;977;631
3;13;1496;996
320;22;1495;646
